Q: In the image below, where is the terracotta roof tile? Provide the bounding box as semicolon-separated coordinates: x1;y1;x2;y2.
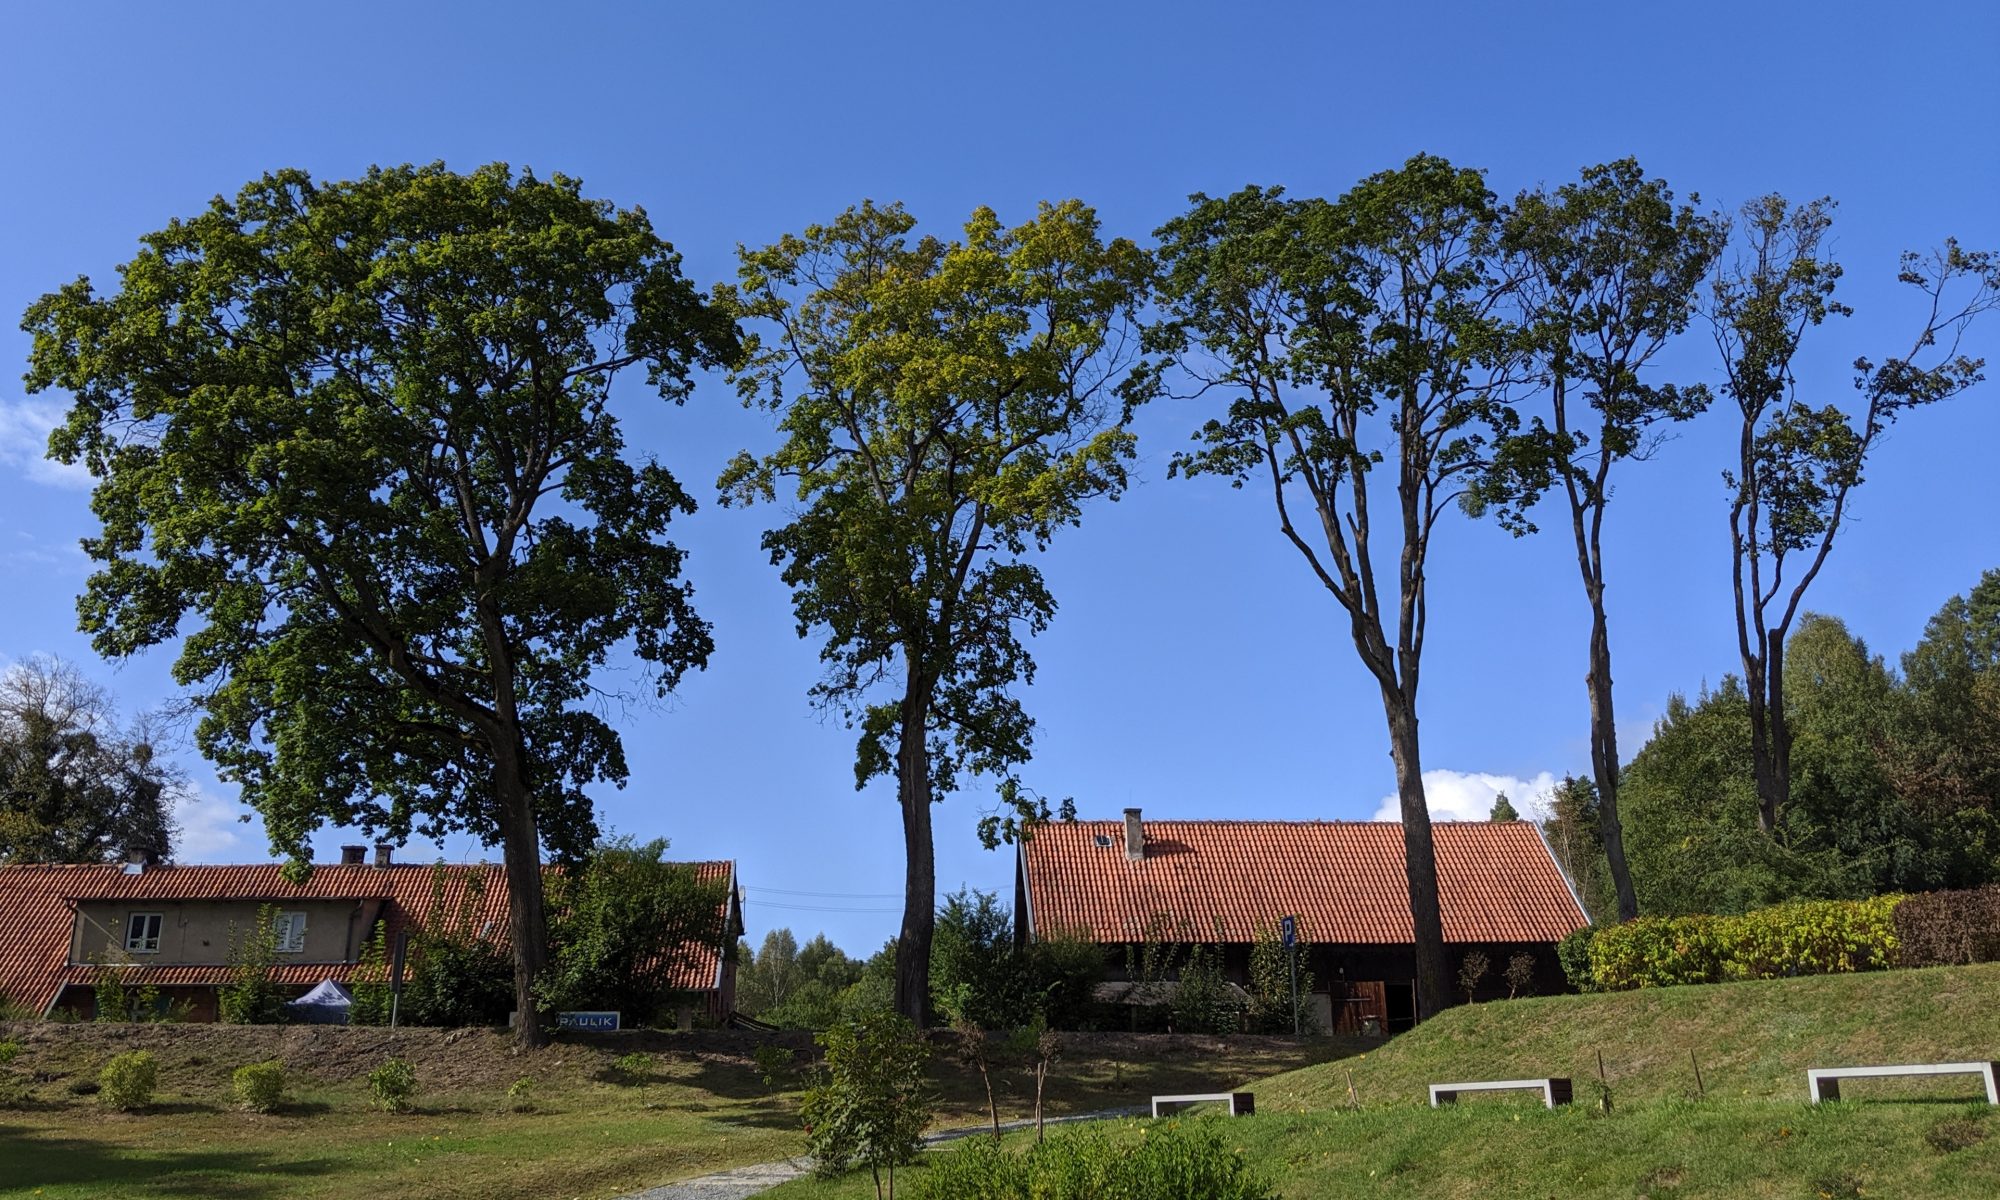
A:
1022;819;1587;946
0;859;737;1015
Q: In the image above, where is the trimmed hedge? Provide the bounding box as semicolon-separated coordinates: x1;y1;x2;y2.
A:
914;1119;1275;1200
1893;885;2000;968
1587;896;1901;991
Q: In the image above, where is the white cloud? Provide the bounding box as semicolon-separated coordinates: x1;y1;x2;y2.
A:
170;787;267;863
0;397;91;489
1372;768;1560;823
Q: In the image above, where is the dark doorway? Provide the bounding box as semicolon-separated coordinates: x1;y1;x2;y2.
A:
1385;980;1417;1033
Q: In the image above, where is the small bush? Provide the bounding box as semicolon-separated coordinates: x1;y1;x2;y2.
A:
752;1043;795;1090
0;1040;20;1066
368;1058;418;1113
1503;953;1537;999
1457;951;1491;1002
231;1060;287;1113
1895;886;2000;968
505;1076;536;1113
98;1050;158;1111
612;1051;653;1083
914;1119;1275;1200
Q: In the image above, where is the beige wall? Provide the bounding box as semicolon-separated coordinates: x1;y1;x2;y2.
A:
70;899;374;966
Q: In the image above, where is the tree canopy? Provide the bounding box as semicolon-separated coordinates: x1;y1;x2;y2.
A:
718;198;1149;1021
22;162;738;1043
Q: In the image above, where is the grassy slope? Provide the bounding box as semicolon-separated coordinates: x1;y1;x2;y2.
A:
0;1023;1342;1200
1259;962;2000;1110
771;964;2000;1200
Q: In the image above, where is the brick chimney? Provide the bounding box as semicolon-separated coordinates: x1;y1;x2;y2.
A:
1123;807;1145;862
373;842;393;868
339;845;367;866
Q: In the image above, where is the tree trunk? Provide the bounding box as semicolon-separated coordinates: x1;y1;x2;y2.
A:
1584;603;1639;922
892;690;936;1026
1745;636;1788;835
1381;694;1454;1018
493;745;551;1049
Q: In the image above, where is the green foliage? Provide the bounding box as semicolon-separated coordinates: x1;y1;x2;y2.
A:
218;907;286;1025
1244;923;1316;1034
1557;927;1599;992
801;1011;933;1195
505;1075;536;1113
538;836;727;1020
932;892;1106;1032
0;1041;19;1065
744;931;894;1030
91;961;161;1023
230;1060;287;1113
347;925;392;1026
1488;793;1520;822
753;1044;796;1091
368;1058;418;1113
97;1050;157;1111
1170;942;1240;1035
0;655;179;865
912;1119;1276;1200
611;1052;653;1084
1588;896;1902;990
402;866;513;1028
720;200;1149;1018
23;163;738;1031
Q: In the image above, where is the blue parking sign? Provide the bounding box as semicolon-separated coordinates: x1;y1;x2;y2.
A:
1280;915;1296;950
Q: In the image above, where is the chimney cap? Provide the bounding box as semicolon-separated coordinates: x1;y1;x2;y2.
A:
339;845;367;866
372;842;394;868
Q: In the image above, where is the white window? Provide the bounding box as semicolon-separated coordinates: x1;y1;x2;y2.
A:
124;912;163;954
274;911;308;954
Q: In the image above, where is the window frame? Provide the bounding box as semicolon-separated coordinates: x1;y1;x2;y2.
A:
274;910;308;954
124;911;164;955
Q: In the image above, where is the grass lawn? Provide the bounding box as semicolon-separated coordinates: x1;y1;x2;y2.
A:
766;1102;2000;1200
0;1023;1342;1199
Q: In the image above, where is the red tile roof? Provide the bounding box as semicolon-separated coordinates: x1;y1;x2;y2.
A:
1022;819;1587;946
0;859;736;1016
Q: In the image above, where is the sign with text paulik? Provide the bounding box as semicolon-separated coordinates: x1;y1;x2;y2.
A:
557;1011;621;1032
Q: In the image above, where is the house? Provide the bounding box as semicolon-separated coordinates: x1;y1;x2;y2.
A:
1015;809;1588;1033
0;845;744;1024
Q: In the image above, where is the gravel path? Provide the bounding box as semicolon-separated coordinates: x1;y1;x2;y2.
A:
619;1108;1145;1200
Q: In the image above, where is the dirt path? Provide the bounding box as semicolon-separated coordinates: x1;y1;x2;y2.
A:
620;1108;1145;1200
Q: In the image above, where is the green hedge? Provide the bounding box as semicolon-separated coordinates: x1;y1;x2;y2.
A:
1587;896;1902;991
914;1119;1274;1200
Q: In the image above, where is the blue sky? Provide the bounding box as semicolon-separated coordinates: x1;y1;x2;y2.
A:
2;2;1995;955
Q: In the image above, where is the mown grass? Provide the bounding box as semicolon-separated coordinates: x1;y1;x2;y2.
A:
768;1103;2000;1200
1262;961;2000;1109
0;1027;1340;1199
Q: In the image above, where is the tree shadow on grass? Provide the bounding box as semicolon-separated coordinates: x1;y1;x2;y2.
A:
0;1122;333;1197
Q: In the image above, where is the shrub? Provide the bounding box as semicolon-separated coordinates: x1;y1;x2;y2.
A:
231;1060;287;1112
98;1050;158;1111
1170;942;1240;1034
913;1119;1276;1200
1503;953;1537;999
1895;886;2000;968
348;926;393;1026
1588;897;1902;991
1245;922;1318;1034
753;1043;796;1090
368;1057;418;1113
1457;951;1491;1002
1556;926;1598;991
612;1051;653;1083
802;1011;932;1199
218;907;287;1025
0;1040;20;1065
505;1075;536;1113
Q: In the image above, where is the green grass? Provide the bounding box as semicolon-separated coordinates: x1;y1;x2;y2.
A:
768;1104;2000;1200
773;964;2000;1199
1264;961;2000;1109
0;1024;1340;1199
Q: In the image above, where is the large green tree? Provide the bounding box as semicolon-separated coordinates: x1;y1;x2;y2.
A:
719;200;1148;1023
22;163;737;1045
1477;160;1725;920
0;655;180;864
1138;157;1520;1015
1709;199;1996;834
